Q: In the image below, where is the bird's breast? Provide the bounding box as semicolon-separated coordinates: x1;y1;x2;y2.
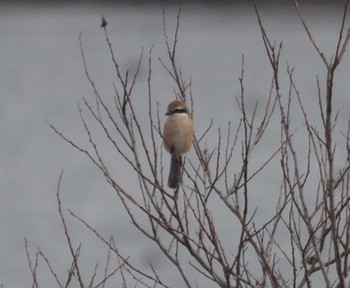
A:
163;114;193;156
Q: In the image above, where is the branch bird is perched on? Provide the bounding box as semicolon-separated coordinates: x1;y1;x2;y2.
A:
163;100;194;188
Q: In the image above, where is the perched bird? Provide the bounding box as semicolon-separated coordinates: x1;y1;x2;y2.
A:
163;100;194;188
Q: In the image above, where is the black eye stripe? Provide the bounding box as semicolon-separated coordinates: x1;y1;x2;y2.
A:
172;108;187;114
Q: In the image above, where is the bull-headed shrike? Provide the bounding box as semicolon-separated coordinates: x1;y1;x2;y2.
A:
163;100;194;188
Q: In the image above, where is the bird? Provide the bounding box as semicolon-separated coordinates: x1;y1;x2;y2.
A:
163;100;194;188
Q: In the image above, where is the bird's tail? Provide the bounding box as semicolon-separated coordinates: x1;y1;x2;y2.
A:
168;155;182;188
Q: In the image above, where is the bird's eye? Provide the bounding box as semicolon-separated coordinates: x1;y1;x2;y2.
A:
173;108;186;114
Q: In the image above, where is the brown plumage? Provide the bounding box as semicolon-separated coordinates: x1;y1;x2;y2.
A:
163;100;194;188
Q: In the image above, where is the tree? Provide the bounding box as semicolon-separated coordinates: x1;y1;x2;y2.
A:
26;1;350;287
